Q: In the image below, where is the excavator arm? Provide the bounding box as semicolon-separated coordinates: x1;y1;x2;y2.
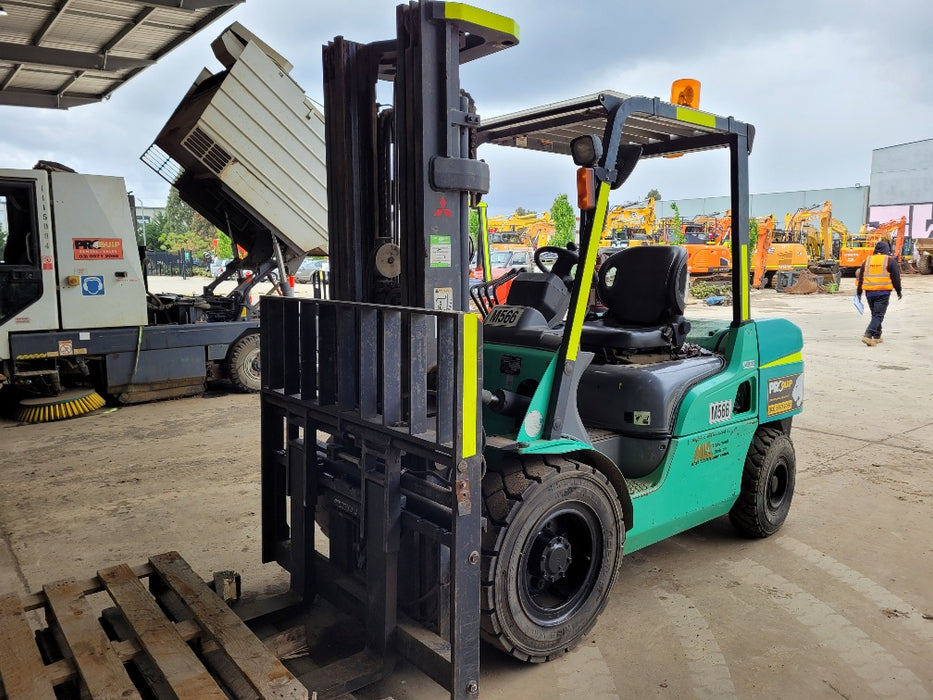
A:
751;214;774;288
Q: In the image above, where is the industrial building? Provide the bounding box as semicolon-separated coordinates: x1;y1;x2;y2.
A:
655;185;869;235
652;137;932;245
869;138;933;241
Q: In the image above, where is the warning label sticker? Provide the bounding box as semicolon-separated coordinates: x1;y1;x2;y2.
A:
429;235;452;268
433;287;453;310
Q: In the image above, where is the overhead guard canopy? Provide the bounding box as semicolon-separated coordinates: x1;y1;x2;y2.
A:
476;91;755;158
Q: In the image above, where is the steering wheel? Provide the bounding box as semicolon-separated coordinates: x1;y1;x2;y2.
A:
534;245;579;281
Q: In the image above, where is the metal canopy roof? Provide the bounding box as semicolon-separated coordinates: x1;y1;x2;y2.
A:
0;0;242;109
477;91;754;158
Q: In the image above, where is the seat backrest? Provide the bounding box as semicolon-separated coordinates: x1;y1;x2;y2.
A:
597;245;688;325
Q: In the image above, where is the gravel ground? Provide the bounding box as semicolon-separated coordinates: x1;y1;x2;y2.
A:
1;273;931;699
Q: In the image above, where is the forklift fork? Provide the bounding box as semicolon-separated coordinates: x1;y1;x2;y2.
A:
260;296;483;699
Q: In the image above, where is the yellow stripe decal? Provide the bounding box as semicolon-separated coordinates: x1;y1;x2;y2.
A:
461;313;479;459
676;106;717;128
443;3;520;42
741;243;750;321
760;351;803;369
566;183;610;362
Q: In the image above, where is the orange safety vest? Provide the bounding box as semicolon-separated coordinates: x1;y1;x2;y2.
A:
861;254;894;291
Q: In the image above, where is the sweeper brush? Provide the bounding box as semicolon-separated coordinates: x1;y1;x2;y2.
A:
16;389;106;423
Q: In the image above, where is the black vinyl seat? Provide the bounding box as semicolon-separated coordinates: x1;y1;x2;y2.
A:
581;245;691;353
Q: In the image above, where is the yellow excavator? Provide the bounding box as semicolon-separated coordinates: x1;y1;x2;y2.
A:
839;216;907;275
784;201;841;283
486;211;555;249
749;215;808;287
599;197;656;247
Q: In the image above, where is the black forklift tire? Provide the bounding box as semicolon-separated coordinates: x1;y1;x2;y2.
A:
729;426;796;538
481;455;624;662
227;332;261;393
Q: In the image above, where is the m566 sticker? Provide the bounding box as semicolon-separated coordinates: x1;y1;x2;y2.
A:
766;372;804;416
709;399;732;424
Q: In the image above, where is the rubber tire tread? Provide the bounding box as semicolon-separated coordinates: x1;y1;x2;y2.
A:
918;254;932;275
227;332;261;393
729;425;795;538
480;454;624;662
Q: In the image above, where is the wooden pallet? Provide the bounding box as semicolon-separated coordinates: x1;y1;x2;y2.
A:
0;551;307;699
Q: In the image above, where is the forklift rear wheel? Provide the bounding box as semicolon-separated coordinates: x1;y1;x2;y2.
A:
481;455;624;662
227;332;261;392
729;426;796;537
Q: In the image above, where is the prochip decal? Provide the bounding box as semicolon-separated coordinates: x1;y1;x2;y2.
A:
73;238;124;260
766;372;803;417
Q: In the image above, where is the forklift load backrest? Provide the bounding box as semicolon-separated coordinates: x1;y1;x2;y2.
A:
597;245;688;325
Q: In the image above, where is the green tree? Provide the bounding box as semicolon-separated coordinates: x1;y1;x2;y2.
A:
192;212;216;241
468;207;479;240
466;208;480;264
157;191;216;258
0;221;6;257
748;217;759;264
163;188;194;244
215;230;234;259
670;202;685;245
513;206;532;217
646;188;662;201
144;212;167;249
549;194;576;247
159;230;212;254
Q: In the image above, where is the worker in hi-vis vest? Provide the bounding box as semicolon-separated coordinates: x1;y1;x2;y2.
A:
856;239;902;346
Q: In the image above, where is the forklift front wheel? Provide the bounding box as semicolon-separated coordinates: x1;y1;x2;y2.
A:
227;332;261;393
729;425;796;537
481;455;624;662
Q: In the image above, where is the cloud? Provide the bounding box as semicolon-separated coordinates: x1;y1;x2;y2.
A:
1;0;930;221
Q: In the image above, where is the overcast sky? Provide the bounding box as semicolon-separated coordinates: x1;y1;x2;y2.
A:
2;0;931;217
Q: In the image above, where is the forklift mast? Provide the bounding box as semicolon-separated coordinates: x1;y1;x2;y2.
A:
323;2;518;308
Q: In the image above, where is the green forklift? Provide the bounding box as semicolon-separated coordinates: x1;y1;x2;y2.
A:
260;2;803;696
471;92;803;660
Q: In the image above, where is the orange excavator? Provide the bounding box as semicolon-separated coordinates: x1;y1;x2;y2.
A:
694;212;732;244
751;215;775;288
839;217;907;275
682;212;732;276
